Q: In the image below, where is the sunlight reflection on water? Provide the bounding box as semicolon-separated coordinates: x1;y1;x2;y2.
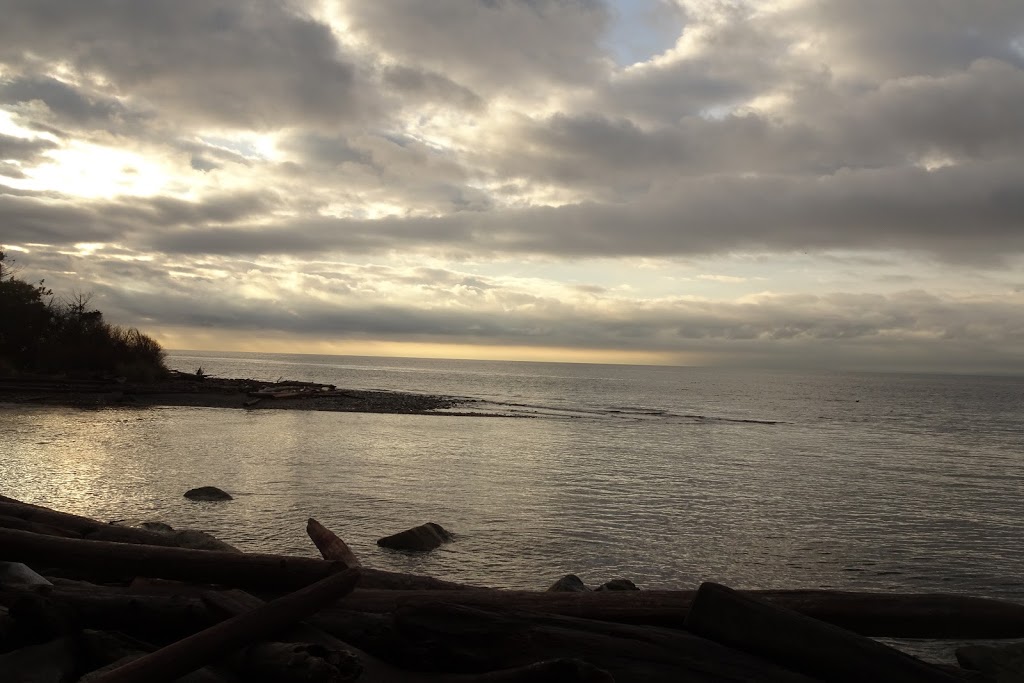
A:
3;397;1022;609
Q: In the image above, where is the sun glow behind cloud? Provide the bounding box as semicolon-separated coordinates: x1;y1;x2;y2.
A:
10;141;169;199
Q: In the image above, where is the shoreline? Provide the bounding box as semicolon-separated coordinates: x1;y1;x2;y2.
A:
0;373;499;416
2;494;1022;680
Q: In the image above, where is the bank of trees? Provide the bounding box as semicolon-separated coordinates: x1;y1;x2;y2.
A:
0;251;168;380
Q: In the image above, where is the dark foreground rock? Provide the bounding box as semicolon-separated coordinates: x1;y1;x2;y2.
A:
597;579;640;591
377;522;452;551
184;487;233;502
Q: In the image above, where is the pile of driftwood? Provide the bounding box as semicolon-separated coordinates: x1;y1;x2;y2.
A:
1;494;1023;682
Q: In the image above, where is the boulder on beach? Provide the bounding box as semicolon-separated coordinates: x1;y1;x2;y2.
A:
547;574;590;592
183;486;232;501
377;522;452;551
595;579;640;591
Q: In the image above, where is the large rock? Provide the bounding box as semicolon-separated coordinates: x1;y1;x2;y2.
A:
595;579;640;591
377;522;452;552
183;486;232;501
547;574;590;592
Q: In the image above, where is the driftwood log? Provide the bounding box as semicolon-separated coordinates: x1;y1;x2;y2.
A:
87;567;360;683
3;495;1023;682
385;601;819;683
204;589;616;683
307;518;361;568
0;528;471;591
0;500;184;547
11;578;1024;641
684;582;967;683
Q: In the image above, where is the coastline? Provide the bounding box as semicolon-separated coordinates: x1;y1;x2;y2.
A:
0;373;475;415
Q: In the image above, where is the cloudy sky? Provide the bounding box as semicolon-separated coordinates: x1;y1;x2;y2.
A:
2;0;1024;372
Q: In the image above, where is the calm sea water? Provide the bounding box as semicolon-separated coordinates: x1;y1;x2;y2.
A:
2;352;1023;605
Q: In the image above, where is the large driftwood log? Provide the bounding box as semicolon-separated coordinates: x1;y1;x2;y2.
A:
14;579;1024;640
0;528;471;591
203;588;393;681
386;601;819;683
0;500;182;546
0;513;84;538
222;641;363;683
298;587;1024;638
0;527;343;591
684;582;967;683
0;634;84;682
205;589;614;683
88;567;360;683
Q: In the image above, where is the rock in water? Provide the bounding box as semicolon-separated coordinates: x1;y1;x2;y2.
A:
377;522;452;551
184;486;233;501
547;574;590;592
595;579;639;591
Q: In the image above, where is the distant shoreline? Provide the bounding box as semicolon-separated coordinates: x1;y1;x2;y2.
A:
0;373;504;416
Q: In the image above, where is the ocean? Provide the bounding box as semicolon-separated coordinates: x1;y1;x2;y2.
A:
2;351;1022;607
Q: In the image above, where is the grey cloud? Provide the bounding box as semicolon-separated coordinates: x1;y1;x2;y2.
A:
801;0;1024;78
141;160;1024;263
0;0;369;129
343;0;610;92
592;8;796;124
0;192;130;244
0;75;149;132
498;56;1024;193
281;134;373;170
190;155;219;172
0;189;280;245
0;132;58;162
382;66;484;111
0;164;26;179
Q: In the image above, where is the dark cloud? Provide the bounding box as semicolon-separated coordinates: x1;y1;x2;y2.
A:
0;75;149;132
138;160;1024;263
382;66;484;111
0;132;57;162
0;188;280;245
800;0;1024;78
0;0;369;129
343;0;610;92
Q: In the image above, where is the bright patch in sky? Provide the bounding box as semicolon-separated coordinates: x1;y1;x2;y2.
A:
11;142;167;198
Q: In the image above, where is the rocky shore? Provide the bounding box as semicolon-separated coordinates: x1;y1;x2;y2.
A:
0;372;469;415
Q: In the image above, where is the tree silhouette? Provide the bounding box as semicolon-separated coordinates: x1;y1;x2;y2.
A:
0;250;168;379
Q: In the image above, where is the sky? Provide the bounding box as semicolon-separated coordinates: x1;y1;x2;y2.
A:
1;0;1024;373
